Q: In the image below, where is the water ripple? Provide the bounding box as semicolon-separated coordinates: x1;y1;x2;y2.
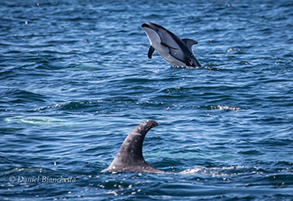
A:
0;0;292;200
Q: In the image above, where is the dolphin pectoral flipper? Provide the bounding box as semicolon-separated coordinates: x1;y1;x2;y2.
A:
182;39;198;51
102;120;165;173
148;45;155;59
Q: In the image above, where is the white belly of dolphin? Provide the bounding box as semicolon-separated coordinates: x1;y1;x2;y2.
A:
143;27;170;58
163;52;186;67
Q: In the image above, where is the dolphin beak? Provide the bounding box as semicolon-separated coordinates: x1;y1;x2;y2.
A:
141;22;151;28
141;22;157;31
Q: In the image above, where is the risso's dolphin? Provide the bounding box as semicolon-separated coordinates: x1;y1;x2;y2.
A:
142;22;201;67
102;120;165;173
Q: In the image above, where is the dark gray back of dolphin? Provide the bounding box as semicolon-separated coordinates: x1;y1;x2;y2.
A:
102;120;164;173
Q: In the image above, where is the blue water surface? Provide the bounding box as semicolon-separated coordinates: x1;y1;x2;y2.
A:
1;0;293;200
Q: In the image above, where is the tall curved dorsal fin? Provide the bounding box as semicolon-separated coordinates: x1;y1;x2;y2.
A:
182;39;198;51
102;120;165;173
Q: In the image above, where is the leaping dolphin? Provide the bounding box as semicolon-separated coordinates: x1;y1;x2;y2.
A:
142;22;201;67
102;120;165;173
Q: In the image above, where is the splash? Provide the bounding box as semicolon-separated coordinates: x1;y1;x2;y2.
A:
180;166;259;177
209;105;241;111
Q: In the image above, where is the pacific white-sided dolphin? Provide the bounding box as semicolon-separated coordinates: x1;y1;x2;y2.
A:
142;22;201;67
102;120;165;173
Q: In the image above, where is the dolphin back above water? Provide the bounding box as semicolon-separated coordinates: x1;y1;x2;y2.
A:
102;120;165;173
142;22;201;67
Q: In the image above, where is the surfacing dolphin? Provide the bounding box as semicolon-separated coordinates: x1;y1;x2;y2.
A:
142;22;201;67
102;120;165;173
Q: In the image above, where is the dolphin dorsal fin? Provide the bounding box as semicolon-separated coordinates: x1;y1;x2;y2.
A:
148;45;155;59
117;120;158;164
102;120;164;173
182;39;198;51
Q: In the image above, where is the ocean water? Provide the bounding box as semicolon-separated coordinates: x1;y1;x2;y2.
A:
1;0;293;200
